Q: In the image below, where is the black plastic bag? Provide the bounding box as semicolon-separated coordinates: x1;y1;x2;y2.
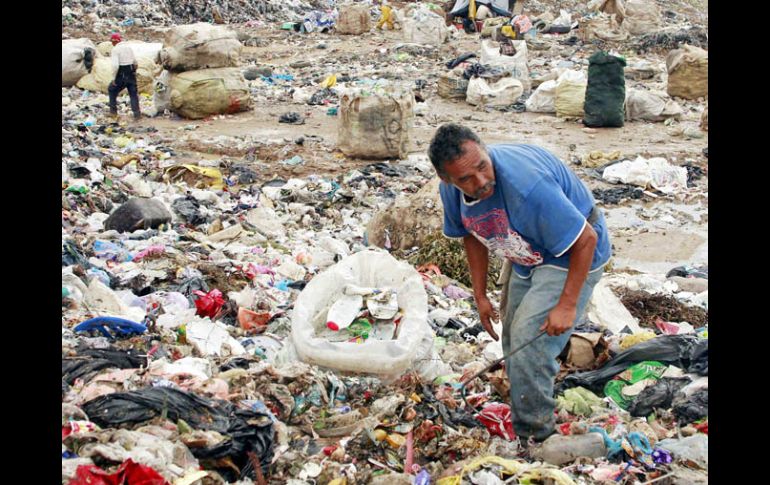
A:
447;53;477;69
583;51;626;128
82;387;274;478
560;335;708;393
62;240;91;268
172;196;207;225
175;276;209;306
672;388;708;424
62;348;146;385
628;377;691;417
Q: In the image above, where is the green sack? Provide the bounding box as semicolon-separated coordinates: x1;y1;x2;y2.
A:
584;51;626;127
603;361;667;409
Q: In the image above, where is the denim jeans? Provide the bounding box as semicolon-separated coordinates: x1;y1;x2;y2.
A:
108;65;140;117
501;266;603;440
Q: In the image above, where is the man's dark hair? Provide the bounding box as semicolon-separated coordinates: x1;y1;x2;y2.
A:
428;124;483;176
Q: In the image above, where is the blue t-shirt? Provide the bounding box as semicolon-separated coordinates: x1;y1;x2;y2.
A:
440;144;611;278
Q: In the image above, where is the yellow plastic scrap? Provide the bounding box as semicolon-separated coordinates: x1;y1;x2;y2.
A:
501;25;516;38
582;150;622;168
620;331;657;350
114;136;133;148
410;392;422;403
328;479;347;485
386;433;406;449
437;456;577;485
320;74;337;89
519;468;577;485
164;164;225;190
436;456;529;485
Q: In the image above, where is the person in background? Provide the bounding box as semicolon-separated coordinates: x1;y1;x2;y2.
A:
376;0;395;30
108;33;141;120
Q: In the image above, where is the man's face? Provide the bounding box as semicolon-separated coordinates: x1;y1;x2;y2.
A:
440;141;496;201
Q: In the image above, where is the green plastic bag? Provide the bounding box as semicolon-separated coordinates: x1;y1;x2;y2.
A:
583;51;626;127
604;361;667;409
556;386;606;416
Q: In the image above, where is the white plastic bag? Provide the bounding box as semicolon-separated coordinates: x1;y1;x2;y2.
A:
585;280;643;335
602;156;688;194
553;9;573;27
525;79;557;113
480;40;530;90
186;317;246;357
658;434;708;469
291;250;431;377
466;77;523;107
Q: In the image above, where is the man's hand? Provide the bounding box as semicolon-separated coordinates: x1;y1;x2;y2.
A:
540;302;577;336
477;296;500;341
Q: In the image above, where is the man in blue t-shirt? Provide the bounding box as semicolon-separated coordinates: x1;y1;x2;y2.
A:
429;124;611;442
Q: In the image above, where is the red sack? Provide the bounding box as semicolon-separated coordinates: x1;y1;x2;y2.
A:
69;459;169;485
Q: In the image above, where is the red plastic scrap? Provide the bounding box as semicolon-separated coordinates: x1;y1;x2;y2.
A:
694;420;708;434
323;445;338;456
476;402;516;441
68;459;169;485
193;289;225;318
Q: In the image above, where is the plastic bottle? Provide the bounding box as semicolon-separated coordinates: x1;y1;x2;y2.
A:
326;293;363;331
533;432;607;465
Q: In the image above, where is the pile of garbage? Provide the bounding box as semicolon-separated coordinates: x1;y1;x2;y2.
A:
61;0;708;483
62;0;328;29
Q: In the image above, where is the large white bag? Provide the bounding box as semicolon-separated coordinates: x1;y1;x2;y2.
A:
76;56;161;95
555;70;587;118
466;77;523;107
622;0;661;35
168;67;253;119
62;38;98;86
160;23;242;71
403;8;447;45
624;89;682;122
291;250;431;377
123;41;163;62
480;39;530;90
525;79;557;113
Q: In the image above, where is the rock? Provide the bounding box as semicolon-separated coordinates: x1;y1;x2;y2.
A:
290;60;311;68
532;432;607;465
243;66;272;80
367;177;443;251
104;198;172;233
